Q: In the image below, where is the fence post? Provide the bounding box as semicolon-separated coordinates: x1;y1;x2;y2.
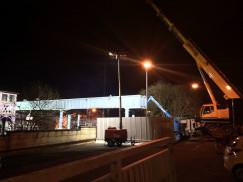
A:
110;159;122;182
168;142;177;182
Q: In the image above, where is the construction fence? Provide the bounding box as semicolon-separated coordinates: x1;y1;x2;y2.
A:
97;117;174;141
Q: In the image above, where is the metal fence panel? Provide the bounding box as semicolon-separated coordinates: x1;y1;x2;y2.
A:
96;117;174;141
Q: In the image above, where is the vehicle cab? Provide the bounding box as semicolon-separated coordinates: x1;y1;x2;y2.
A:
200;104;229;121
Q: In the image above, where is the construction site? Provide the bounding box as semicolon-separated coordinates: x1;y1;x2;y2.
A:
1;0;242;181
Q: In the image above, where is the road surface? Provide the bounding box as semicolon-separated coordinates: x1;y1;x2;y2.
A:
0;141;131;180
173;136;234;182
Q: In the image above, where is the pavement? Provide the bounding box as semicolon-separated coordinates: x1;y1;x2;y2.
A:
172;136;234;182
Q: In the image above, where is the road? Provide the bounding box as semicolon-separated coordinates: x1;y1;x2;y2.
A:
0;141;131;180
173;136;234;182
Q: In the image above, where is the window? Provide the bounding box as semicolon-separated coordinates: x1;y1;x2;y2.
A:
9;95;16;102
203;106;214;114
2;94;8;101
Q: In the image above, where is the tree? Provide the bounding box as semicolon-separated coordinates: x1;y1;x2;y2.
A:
21;81;60;101
15;82;60;130
140;81;203;118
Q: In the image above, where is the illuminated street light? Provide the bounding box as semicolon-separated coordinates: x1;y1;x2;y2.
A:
143;60;153;117
191;83;199;89
91;108;97;113
143;60;152;70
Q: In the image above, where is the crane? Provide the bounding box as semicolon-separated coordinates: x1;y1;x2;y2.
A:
146;0;242;124
147;96;172;118
147;96;184;140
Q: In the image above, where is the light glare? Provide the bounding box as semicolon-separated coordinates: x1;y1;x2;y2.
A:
226;85;232;90
92;108;97;113
143;60;152;70
191;83;199;89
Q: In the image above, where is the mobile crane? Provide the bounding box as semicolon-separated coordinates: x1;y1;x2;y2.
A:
147;0;242;125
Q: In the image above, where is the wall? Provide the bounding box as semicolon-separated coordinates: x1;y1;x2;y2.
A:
0;128;96;152
97;117;174;141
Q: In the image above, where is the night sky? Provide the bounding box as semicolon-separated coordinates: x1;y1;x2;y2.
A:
1;0;242;99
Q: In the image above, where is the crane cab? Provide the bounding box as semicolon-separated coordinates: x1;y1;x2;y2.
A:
200;104;229;122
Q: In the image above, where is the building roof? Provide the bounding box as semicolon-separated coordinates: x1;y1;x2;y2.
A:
0;90;18;95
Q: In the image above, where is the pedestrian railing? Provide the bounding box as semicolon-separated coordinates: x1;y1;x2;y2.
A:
4;137;176;182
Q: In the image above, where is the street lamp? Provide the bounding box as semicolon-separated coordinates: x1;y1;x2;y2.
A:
143;60;153;117
91;108;97;113
191;83;199;89
108;52;122;129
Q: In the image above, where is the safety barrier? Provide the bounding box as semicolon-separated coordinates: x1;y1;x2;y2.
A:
0;128;96;152
3;137;176;182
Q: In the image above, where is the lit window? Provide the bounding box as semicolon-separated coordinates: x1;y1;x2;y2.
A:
203;106;214;114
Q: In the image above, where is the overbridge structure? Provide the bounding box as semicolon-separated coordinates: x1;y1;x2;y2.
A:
16;95;147;129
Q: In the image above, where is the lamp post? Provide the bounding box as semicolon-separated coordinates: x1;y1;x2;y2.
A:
109;52;122;129
143;61;152;117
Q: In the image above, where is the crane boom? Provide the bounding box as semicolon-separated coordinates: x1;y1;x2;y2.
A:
147;0;241;100
147;96;172;118
197;65;217;105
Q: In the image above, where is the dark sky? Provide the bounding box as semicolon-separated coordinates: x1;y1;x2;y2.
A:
1;0;243;99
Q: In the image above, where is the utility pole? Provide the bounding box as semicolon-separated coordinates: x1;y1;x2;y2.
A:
117;54;122;129
109;52;125;129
